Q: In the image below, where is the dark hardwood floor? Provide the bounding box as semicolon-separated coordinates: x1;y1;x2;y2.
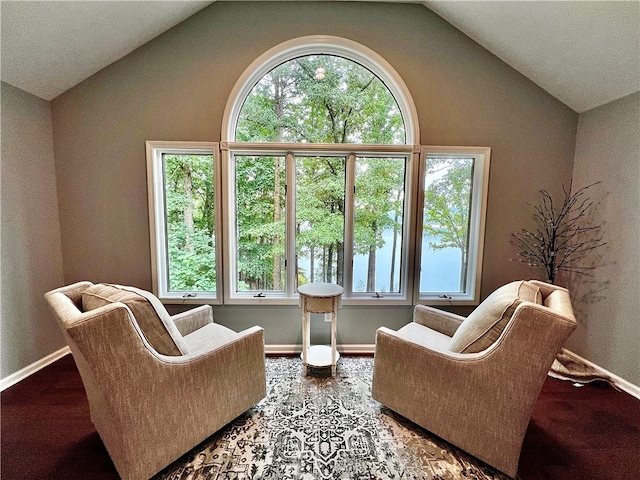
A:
2;354;639;479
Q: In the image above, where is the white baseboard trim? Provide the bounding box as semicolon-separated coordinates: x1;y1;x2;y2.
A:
0;346;71;392
265;344;375;355
3;345;637;401
561;348;640;400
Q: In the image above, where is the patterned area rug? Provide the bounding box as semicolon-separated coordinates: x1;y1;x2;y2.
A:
154;357;511;480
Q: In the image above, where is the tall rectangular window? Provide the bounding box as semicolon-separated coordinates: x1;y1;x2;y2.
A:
234;155;286;293
352;156;405;294
296;156;346;288
146;142;221;303
418;147;490;304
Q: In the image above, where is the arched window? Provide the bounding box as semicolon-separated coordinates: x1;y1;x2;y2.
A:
221;36;420;303
222;35;419;144
236;54;405;144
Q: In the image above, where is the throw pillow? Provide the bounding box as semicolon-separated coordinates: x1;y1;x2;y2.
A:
82;283;188;356
448;280;541;353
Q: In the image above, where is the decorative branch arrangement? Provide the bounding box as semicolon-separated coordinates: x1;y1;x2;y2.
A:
510;182;606;284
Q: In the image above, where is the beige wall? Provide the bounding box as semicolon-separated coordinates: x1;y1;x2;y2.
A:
567;92;640;385
49;2;578;346
1;82;66;378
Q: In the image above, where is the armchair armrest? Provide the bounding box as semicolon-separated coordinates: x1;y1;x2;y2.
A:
413;304;464;336
171;305;213;336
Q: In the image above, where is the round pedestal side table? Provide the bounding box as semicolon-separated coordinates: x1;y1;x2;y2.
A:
297;282;344;376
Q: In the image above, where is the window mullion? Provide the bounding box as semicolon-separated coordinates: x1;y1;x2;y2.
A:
222;149;237;303
343;153;356;297
412;147;427;305
286;152;297;296
403;148;420;303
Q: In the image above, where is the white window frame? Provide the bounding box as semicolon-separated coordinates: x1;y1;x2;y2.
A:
146;141;223;304
146;142;490;306
222;143;419;305
221;35;420;145
415;146;491;305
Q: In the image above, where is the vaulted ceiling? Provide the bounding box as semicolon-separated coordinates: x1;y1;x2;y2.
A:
1;1;638;113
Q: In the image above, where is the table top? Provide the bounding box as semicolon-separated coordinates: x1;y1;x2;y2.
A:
297;282;344;298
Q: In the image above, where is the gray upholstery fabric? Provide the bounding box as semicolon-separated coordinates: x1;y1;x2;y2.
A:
45;282;266;480
372;281;577;478
172;305;214;336
82;283;188;355
413;304;464;337
449;280;541;353
395;322;452;351
183;322;239;353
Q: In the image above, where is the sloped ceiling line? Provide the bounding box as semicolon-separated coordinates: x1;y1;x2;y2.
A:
1;0;639;112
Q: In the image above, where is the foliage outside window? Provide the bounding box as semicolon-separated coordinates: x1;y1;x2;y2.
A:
236;55;405;144
147;38;490;305
234;155;287;292
146;142;221;303
295;155;347;288
225;53;412;303
418;147;491;304
353;157;406;294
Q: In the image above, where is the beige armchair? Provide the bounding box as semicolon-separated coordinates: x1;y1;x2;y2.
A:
372;280;577;478
45;282;266;480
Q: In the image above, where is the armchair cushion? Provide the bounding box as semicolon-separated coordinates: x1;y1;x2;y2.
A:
449;280;541;353
82;283;188;356
396;322;452;351
182;322;238;352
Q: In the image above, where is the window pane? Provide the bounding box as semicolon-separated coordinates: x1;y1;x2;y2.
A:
237;55;405;144
234;155;286;292
421;157;474;293
162;154;216;292
353;157;405;293
296;156;346;287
